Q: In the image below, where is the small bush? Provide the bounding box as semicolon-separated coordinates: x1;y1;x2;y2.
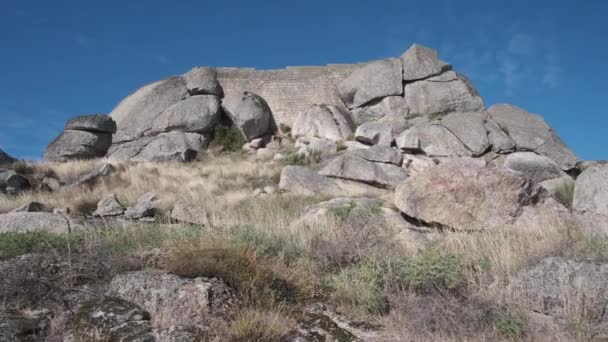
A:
0;231;83;259
220;307;296;342
552;180;575;208
281;150;322;167
494;314;524;339
399;248;465;294
328;260;390;314
211;125;246;152
327;202;356;221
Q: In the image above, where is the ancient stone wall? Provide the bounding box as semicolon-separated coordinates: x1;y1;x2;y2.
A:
216;64;363;126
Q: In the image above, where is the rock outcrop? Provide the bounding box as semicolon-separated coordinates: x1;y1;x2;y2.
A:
292;104;354;141
338;58;403;108
0;169;30;195
573;164;608;216
221;91;274;141
45;114;116;161
394;160;533;230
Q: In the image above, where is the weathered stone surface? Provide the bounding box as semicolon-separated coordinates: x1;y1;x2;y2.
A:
509;257;608;331
110;77;188;143
355;121;402;146
395;161;533;230
488;104;578;170
45;130;112;161
10;202;50;213
400;43;450;81
93;194;125;217
145;95;221;136
485;118;516;153
292;104;354;141
404;73;484;116
73;297;154;342
295;137;338;158
221;91;273;141
574;212;608;236
170;200;209;225
0;212;84;234
278;166;386;197
319;148;407;189
0;170;30;195
338;58;403;108
0;149;16;165
65;114;117;134
396;122;470;157
108;270;234;329
125;192;157;220
351;145;403;165
402;154;436;177
61;163;115;192
573;164;608;216
350;96;410;126
503;152;565;184
182;67;223;96
155;326;200;342
107;132;207;163
438;111;491;156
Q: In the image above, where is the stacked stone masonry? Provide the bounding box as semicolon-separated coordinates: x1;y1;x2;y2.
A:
216;64;364;126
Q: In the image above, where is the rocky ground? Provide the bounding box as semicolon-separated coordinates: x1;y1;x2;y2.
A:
1;43;607;341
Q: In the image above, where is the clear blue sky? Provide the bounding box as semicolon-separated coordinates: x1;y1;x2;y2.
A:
1;0;606;160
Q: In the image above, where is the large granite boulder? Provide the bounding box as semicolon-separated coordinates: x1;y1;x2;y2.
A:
110;77;189;143
221;91;274;141
503;152;565;184
182;67;223;96
573;164;608;216
45;130;112;161
508;257;608;334
400;43;451;81
107;131;207;163
292;104;354;141
319;146;407;189
108;270;234;329
0;149;16;165
355;121;401;146
65;114;117;133
144;95;221;136
0;170;30;195
338;58;403;108
349;96;410;126
404;71;484;116
394;160;533;230
488;104;578;170
396;111;490;157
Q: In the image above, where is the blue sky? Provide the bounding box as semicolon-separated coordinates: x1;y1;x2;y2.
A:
0;0;606;160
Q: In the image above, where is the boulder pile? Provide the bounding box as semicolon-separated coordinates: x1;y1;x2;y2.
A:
45;114;116;161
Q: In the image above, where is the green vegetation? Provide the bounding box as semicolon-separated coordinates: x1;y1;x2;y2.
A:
399;247;465;294
281;149;322;167
211;125;247;152
0;231;83;259
494;314;525;339
328;260;389;314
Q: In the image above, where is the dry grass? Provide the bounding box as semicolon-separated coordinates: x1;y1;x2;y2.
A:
2;153;605;341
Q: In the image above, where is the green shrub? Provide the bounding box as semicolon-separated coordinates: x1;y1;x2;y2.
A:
494;314;524;339
399;247;465;294
281;150;322;167
0;231;83;259
327;202;356;221
552;180;575;208
211;125;246;152
328;260;389;314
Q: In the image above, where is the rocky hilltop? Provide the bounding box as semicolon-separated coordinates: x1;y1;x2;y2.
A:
1;44;607;341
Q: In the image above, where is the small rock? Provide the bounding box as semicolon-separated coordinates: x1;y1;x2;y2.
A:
253;188;264;196
263;186;276;194
0;170;30;195
170;200;209;226
93;194;125;217
125;192;157;220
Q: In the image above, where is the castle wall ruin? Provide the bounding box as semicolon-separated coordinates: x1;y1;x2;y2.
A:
216;64;363;127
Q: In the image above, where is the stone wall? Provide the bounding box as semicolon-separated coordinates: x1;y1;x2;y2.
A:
216;64;363;127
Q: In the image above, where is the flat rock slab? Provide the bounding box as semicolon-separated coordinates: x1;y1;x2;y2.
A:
394;160;533;230
279;166;387;197
338;58;403;108
65;114;117;134
503;152;565;184
0;212;87;234
107;132;207;163
400;43;450;81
